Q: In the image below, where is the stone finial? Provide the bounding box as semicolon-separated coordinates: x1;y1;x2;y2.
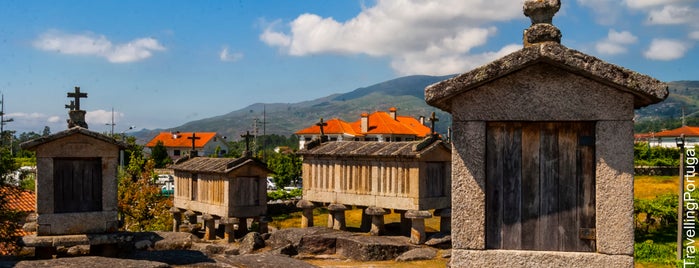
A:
524;0;560;24
523;0;562;47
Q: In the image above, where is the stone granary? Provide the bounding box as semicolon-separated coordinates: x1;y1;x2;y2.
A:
425;1;667;267
19;87;128;257
170;155;272;242
297;136;451;244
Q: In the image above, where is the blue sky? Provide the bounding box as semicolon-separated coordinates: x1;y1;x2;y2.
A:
1;0;698;135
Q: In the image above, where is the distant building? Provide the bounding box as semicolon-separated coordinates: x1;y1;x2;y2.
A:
295;107;431;149
145;132;229;159
635;125;699;148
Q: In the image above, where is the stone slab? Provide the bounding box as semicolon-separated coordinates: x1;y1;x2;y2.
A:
450;249;633;268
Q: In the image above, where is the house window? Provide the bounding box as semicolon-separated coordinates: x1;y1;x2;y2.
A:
174;150;181;156
485;122;596;252
395;137;402;141
53;158;102;213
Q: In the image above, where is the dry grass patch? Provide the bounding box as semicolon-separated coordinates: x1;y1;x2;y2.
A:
634;175;678;200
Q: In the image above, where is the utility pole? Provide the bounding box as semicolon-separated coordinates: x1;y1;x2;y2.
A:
0;94;14;147
105;107;116;136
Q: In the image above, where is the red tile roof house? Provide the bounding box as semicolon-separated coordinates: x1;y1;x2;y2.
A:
295;107;431;149
635;125;699;148
0;186;36;255
145;132;229;160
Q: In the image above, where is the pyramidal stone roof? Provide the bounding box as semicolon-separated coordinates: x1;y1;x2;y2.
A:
298;136;449;158
20;126;127;150
425;0;667;112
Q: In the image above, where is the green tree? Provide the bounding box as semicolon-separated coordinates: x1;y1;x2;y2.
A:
150;141;171;168
41;126;51;136
266;152;302;188
118;159;172;231
0;147;21;254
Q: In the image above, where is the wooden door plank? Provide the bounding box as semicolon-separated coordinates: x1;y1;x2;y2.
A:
486;123;505;249
501;123;523;248
538;122;560;251
521;124;541;250
558;124;579;251
578;122;597;251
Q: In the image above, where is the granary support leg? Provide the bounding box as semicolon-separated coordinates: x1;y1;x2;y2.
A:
435;208;452;234
328;203;348;230
296;199;315;228
405;210;432;244
258;215;271;234
170;207;182;232
184;210;197;232
395;209;411;236
359;206;372;232
366;207;388;236
221;217;237;243
202;214;217;240
236;217;248;238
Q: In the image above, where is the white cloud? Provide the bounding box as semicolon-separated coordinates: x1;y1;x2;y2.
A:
85;109;123;125
643;38;690;60
219;47;243;62
647;5;699;25
47;116;61;123
576;0;625;25
690;31;699;40
595;29;638;55
624;0;691;9
33;30;165;63
7;112;64;133
260;0;522;75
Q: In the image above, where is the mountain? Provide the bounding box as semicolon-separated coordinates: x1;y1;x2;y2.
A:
634;81;699;133
133;75;699;144
134;75;456;143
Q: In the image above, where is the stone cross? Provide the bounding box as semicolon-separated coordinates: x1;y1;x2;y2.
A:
428;112;439;135
67;86;87;111
187;133;201;157
241;131;253;157
64;101;76;110
316;117;328;140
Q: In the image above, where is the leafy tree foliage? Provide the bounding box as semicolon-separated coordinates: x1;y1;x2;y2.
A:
266;152;302;188
634;142;680;166
0;147;21;254
150;141;171;168
118;158;172;231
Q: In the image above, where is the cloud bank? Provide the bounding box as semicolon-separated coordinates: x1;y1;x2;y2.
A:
33;31;165;63
260;0;522;75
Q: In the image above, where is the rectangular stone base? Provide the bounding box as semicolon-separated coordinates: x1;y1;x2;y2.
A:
451;249;633;268
37;211;118;235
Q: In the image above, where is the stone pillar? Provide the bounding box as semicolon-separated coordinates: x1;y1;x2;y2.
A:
258;215;271;234
169;207;182;232
405;210;432;244
184;210;197;233
435;208;452;234
365;207;388;236
221;217;238;243
395;209;411;236
327;203;348;230
296;199;315;228
236;217;248;238
359;206;372;232
202;214;216;240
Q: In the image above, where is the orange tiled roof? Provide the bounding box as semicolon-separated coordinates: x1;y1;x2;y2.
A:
295;118;361;136
0;186;36;241
645;126;699;138
145;132;218;148
1;186;35;213
296;109;431;137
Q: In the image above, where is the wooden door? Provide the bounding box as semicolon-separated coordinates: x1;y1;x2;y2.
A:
53;158;102;213
485;122;596;252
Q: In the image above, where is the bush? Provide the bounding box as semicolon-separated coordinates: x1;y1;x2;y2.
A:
266;188;302;201
635;240;680;265
634;193;677;235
